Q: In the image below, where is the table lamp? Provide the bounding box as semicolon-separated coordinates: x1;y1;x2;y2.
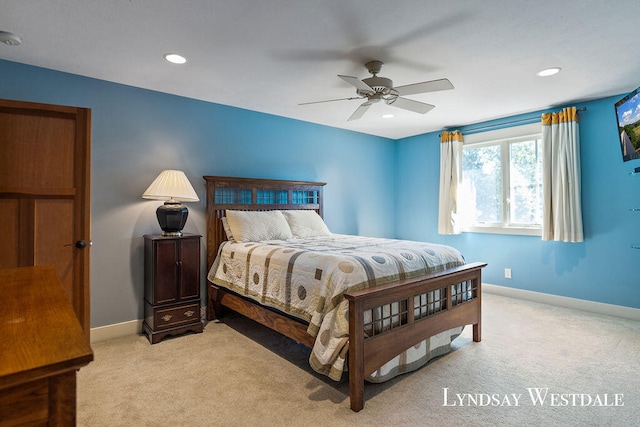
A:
142;170;200;236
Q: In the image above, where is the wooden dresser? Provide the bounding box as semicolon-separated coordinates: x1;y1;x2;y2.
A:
0;266;93;426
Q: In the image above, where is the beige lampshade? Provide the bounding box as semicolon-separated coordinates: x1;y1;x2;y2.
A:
142;170;200;202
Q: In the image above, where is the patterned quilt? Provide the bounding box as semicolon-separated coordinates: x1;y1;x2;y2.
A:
207;234;466;382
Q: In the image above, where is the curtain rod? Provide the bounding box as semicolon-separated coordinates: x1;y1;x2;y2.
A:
442;107;587;136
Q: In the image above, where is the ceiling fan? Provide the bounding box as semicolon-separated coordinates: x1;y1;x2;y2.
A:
300;60;454;121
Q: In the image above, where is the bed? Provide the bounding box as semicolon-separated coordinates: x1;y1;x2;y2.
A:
204;176;486;411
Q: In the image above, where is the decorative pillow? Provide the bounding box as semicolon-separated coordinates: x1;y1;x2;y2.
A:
281;210;331;238
221;217;234;241
225;210;293;242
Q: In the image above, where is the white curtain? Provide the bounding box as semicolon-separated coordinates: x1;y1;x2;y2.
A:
541;107;584;242
438;130;463;234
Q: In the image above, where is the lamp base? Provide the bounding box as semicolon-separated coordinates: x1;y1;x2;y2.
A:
156;202;188;236
161;231;183;237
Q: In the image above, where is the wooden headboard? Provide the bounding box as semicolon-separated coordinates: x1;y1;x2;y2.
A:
203;176;326;270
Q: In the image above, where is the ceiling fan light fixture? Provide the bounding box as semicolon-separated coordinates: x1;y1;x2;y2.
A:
537;67;561;77
164;53;187;64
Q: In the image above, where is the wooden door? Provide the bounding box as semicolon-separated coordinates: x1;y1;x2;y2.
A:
0;98;91;340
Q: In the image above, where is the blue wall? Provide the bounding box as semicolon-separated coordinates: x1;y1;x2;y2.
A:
396;98;640;309
1;59;637;328
0;59;395;327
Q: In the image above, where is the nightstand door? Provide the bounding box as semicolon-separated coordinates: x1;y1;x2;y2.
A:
179;236;200;300
153;239;180;305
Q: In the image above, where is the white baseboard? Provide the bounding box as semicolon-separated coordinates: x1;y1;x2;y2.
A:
89;306;209;344
483;283;640;322
90;319;142;343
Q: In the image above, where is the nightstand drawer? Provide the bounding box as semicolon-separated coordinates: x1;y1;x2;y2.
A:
154;303;200;330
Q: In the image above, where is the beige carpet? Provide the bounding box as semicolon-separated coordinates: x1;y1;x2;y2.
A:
77;293;640;426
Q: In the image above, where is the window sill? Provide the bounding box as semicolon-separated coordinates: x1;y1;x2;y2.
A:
462;225;542;236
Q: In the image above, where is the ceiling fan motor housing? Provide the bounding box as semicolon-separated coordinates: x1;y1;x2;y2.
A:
358;76;393;97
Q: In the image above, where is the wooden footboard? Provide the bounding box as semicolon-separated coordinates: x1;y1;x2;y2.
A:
345;261;485;411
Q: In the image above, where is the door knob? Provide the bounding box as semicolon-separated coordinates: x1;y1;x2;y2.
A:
75;240;87;249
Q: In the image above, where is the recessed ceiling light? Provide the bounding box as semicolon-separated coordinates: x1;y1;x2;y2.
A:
0;31;22;46
164;53;187;64
537;67;561;77
382;114;394;119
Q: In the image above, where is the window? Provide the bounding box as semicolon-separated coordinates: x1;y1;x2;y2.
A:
460;123;543;235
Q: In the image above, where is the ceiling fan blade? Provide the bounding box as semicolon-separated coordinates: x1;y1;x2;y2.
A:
338;75;375;94
388;97;435;114
299;96;364;106
394;78;454;96
348;101;371;121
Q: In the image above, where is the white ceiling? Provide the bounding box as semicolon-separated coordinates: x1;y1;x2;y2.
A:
2;0;640;139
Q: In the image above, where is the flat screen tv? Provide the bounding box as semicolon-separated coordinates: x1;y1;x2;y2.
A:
614;86;640;162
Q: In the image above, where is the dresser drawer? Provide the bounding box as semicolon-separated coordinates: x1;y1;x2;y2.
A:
153;303;200;330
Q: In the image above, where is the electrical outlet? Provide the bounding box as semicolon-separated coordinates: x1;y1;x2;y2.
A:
505;268;512;279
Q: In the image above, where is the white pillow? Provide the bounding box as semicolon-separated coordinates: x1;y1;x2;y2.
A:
281;210;331;238
221;217;234;241
225;210;293;242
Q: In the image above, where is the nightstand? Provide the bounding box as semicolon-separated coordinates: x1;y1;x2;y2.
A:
143;233;203;344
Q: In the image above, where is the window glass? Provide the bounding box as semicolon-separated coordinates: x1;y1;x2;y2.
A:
460;123;542;235
509;139;543;225
462;144;502;224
